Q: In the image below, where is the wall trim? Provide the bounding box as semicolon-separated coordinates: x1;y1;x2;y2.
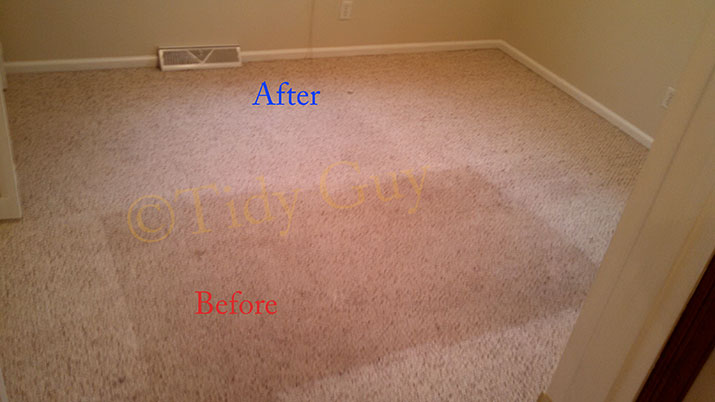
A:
496;41;654;148
4;39;652;148
310;40;501;58
0;72;22;220
4;40;501;73
5;55;157;73
0;366;9;402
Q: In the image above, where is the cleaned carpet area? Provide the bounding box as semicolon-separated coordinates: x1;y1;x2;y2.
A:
0;49;647;401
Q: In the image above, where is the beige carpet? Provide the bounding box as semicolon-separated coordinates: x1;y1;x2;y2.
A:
0;49;647;401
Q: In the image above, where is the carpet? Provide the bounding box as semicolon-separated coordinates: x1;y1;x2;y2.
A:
0;49;647;401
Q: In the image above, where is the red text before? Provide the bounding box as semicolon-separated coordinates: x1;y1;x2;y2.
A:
195;291;277;316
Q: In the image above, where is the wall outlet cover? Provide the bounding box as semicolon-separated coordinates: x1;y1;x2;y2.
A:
662;86;676;109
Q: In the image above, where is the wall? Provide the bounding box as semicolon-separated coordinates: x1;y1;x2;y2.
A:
0;0;313;60
0;0;503;61
310;0;503;47
503;0;715;140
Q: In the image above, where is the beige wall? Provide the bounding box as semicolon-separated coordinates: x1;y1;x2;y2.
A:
0;0;502;61
310;0;503;47
0;0;313;60
503;0;715;139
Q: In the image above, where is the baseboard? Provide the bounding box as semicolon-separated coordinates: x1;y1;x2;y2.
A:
496;40;654;148
5;40;500;73
310;40;501;58
5;55;157;73
4;39;652;148
241;48;312;62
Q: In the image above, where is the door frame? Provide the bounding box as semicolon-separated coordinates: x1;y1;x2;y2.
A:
543;8;715;402
0;41;21;220
636;255;715;401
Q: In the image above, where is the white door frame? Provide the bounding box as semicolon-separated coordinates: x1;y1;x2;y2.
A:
0;366;8;402
543;8;715;402
0;41;22;220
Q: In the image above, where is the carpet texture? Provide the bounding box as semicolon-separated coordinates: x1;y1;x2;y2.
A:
0;49;647;401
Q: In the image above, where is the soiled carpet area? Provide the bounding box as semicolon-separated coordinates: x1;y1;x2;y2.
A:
0;49;647;401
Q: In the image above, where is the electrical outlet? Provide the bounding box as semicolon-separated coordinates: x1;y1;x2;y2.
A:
340;0;353;20
661;86;676;109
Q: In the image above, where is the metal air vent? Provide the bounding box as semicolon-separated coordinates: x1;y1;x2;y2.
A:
158;45;242;71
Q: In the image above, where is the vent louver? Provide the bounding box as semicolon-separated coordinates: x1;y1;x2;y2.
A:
158;46;242;71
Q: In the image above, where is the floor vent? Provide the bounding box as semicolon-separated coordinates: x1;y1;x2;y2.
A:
158;45;242;71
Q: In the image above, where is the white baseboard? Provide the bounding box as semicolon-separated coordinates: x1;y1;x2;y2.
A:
5;56;157;73
4;39;652;148
5;40;500;73
310;40;501;58
241;48;312;62
496;40;654;148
